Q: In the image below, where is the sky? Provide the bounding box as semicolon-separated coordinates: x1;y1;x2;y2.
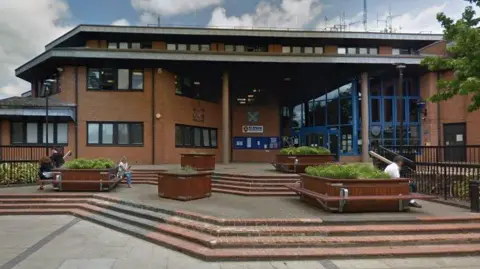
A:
0;0;474;99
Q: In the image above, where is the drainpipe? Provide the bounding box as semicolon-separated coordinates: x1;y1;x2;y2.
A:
152;68;156;164
74;67;79;159
436;72;441;146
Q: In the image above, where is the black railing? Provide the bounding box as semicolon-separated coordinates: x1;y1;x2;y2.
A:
377;145;480;207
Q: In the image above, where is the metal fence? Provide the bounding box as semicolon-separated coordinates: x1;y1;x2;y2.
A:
377;145;480;206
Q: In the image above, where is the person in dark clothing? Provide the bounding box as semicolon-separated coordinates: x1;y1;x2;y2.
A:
38;156;54;190
50;148;65;168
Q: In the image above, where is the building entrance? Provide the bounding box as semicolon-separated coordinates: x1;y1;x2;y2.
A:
299;127;339;160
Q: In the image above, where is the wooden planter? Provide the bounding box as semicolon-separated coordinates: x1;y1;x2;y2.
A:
158;171;212;201
275;154;336;173
300;174;411;212
55;169;120;192
181;153;216;171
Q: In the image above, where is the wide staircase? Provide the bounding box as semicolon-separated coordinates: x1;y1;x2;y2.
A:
1;193;480;260
211;172;298;196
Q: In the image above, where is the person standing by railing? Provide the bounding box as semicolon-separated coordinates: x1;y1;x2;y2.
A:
384;156;422;208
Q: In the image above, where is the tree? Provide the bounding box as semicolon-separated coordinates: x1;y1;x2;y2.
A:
422;0;480;112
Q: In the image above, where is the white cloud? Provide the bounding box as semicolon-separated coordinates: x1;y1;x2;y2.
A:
112;18;130;26
208;0;323;29
131;0;222;24
0;0;72;99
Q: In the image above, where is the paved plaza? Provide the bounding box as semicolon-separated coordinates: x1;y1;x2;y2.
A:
0;215;478;269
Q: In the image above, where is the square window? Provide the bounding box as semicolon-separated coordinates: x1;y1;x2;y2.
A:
200;44;210;51
119;42;129;49
304;47;313;54
177;44;187;51
235;45;245;52
88;124;99;144
282;46;291;53
131;70;144;90
118;69;130;90
108;42;117;49
225;45;234;52
292;46;302;53
314;47;323;54
337;47;346;54
359;48;368;54
131;43;141;49
102;124;114;144
369;48;378;55
189;44;199;51
392;48;400;55
347;47;357;54
167;44;176;51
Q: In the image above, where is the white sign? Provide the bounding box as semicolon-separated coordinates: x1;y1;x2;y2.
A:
456;134;464;142
242;125;264;133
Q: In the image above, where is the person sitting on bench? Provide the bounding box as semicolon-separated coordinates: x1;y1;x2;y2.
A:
384;156;422;208
38;156;58;190
119;156;132;188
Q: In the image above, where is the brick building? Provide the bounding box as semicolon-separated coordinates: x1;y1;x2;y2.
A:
1;25;477;164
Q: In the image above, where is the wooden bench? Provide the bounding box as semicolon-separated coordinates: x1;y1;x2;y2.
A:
38;168;123;192
285;184;437;213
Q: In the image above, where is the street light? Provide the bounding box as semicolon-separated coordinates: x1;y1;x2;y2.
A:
395;63;406;154
43;78;56;156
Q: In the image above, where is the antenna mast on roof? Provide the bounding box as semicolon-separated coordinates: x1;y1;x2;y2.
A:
157;15;161;27
363;0;367;31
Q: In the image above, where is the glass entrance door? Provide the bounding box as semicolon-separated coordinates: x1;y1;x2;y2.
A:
306;133;326;147
327;129;340;160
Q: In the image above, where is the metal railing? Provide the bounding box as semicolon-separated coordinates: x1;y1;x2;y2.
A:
375;145;480;208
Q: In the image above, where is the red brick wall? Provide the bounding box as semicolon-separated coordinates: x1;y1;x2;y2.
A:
379;46;392;55
231;104;280;162
419;41;447;56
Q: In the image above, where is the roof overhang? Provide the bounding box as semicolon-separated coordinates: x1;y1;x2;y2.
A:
45;25;444;51
16;48;428;80
0;107;76;121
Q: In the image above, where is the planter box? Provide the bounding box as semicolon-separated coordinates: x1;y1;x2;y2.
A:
55;169;120;192
300;174;411;212
181;153;216;171
275;154;336;173
158;171;212;201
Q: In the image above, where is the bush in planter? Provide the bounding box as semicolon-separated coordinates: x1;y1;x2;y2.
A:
280;146;331;155
0;162;38;185
63;158;115;169
305;163;390;179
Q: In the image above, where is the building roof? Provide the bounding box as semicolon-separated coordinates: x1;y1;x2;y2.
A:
0;96;76;108
45;24;444;50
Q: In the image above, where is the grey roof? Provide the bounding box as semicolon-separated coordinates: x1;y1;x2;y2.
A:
45;24;444;51
0;96;76;108
0;108;76;121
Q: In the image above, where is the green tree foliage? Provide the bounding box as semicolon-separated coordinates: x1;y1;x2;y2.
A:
422;0;480;111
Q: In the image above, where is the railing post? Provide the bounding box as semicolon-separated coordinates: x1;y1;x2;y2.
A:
470;180;480;213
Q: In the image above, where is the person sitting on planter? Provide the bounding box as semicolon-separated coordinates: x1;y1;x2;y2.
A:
119;156;132;188
384;156;422;208
49;148;65;168
38;156;59;191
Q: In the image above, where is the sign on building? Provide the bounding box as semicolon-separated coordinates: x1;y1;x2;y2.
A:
242;125;264;133
247;111;259;123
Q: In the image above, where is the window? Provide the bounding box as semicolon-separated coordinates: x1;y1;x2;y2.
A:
225;45;234;52
369;48;378;55
225;45;245;52
175;74;220;102
177;44;187;51
131;43;141;49
175;124;217;148
337;47;346;54
359;48;368;54
119;42;129;49
292;46;302;53
190;44;199;51
282;46;291;53
304;47;313;54
108;42;117;49
200;44;210;51
347;47;357;54
87;68;144;91
87;122;143;146
167;44;176;50
108;42;152;49
393;48;410;55
235;45;245;52
314;47;324;54
11;122;68;145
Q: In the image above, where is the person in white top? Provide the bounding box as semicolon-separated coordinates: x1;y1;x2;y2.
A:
119;156;132;188
384;156;422;208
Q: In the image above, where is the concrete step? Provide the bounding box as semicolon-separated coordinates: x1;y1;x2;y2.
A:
212;187;296;197
212;183;290;192
212;179;292;187
212;176;298;184
213;172;300;179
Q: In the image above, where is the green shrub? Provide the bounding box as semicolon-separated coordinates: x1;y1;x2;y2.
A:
64;158;115;169
280;146;331;155
0;162;38;185
305;163;390;179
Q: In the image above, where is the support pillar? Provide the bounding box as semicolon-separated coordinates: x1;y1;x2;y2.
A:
361;72;370;162
222;71;230;164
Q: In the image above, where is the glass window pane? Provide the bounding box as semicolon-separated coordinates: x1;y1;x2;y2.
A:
307;100;315;127
88;124;99;144
384;99;393;122
314;46;323;54
236;45;245;52
194;128;201;146
119;42;128;49
200;44;210;51
340;98;353;124
11;123;24;144
304;47;313;53
314;97;326;126
347;47;357;54
189;44;199;51
371;99;380;122
183;127;192;146
392;48;400;55
141;42;152;49
87;69;100;89
57;123;68;144
410;99;419;122
102;124;113;144
26;123;38;143
225;45;234;52
131;123;143;144
177;44;187;51
282;46;291;53
341;126;353;153
118;69;129;90
42;123;54;143
131;43;141;49
359;48;368;54
383;125;395;139
337;47;346;54
339;83;353;97
108;42;117;49
370;48;378;55
202;129;210;147
118;124;129;144
210;129;217;147
167;44;176;50
292;46;301;53
292;104;303;128
175;125;183;146
101;68;115;90
132;70;143;90
327;99;339;125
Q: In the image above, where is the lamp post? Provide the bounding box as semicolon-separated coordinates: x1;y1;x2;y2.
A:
395;64;406;154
